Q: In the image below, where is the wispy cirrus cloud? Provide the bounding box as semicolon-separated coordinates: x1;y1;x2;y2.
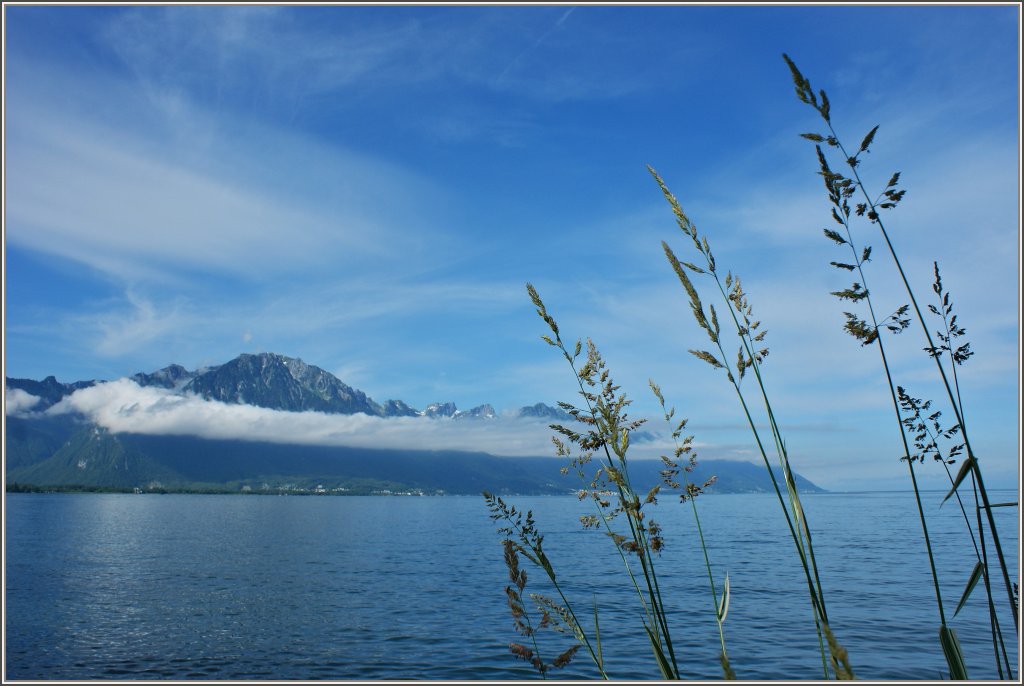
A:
87;291;191;358
103;7;430;120
102;6;660;112
494;7;576;88
4;81;443;286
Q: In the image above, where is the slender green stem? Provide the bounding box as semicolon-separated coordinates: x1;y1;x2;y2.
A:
654;390;730;659
974;481;1013;679
650;172;834;676
522;606;547;680
718;342;831;678
690;493;728;657
586;421;679;675
924;411;1011;673
708;270;831;629
932;279;1012;674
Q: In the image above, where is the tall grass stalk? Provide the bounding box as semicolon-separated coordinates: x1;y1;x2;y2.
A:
776;90;954;666
525;285;683;677
898;262;1015;677
899;383;1014;679
783;73;959;673
648;168;846;679
783;53;1017;677
929;265;1018;678
650;379;733;676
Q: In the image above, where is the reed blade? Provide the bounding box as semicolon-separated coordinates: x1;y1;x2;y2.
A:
645;626;676;680
942;456;975;506
953;561;985;618
718;573;731;623
939;626;969;680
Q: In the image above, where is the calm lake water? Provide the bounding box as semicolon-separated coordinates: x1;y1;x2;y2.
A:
4;490;1019;680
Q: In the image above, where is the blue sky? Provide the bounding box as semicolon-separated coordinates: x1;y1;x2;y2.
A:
3;4;1020;491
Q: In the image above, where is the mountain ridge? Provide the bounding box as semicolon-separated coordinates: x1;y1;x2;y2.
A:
5;352;827;495
7;352;555;421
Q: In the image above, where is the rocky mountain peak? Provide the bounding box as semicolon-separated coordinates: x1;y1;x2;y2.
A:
382;399;420;417
183;352;383;416
517;402;572;421
132;364;193;389
457;404;497;420
423;401;458;419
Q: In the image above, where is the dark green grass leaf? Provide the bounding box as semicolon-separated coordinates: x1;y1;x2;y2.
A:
943;455;975;506
954;561;985;617
939;626;969;680
645;626;676;680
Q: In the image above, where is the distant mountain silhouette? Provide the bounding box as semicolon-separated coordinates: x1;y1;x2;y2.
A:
6;420;824;496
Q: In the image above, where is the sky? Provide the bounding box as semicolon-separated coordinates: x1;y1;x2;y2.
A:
3;4;1020;492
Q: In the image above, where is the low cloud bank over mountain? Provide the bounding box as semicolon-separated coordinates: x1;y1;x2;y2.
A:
45;378;567;457
5;388;41;415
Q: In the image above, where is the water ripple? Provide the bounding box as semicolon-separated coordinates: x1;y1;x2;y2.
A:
5;492;1017;680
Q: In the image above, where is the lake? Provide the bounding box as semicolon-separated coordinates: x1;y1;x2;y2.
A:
4;489;1019;680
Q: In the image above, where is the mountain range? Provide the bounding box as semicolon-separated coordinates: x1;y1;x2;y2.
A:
9;352;569;420
5;352;824;495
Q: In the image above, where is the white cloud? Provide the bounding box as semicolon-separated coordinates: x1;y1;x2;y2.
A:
5;388;42;416
47;379;568;457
